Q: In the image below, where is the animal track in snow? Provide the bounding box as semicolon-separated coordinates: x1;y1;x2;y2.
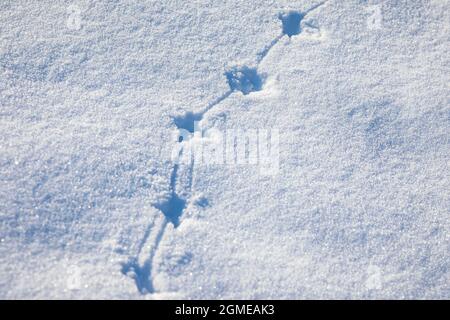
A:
121;160;193;294
279;11;304;37
123;1;328;295
225;66;265;95
173;112;203;134
154;164;187;227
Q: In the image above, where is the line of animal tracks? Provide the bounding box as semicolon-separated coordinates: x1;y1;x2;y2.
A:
122;1;328;295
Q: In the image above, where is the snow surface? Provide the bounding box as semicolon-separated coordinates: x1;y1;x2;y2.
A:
0;0;449;299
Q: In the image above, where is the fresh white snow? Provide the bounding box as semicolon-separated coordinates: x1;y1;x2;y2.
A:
0;0;449;299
